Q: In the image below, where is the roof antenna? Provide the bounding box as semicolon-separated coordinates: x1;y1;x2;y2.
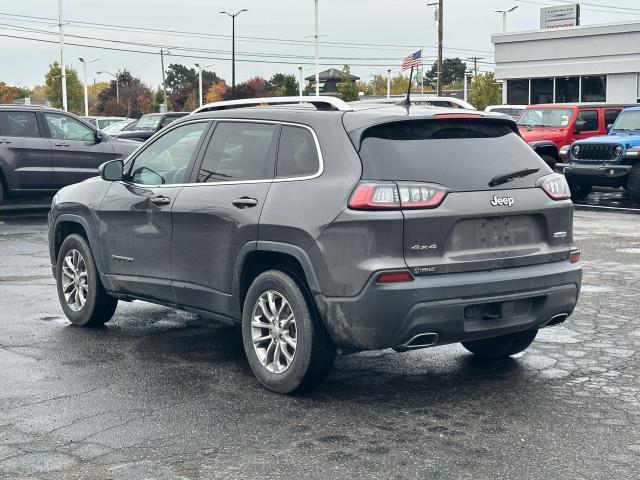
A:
397;66;413;107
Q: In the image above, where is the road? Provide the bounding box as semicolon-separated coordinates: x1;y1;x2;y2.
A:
0;210;638;480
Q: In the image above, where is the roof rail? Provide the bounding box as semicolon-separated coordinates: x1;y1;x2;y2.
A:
192;96;353;114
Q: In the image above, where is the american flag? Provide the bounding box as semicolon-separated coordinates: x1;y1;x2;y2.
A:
402;50;422;70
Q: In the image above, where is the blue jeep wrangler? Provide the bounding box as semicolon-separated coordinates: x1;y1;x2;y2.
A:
557;106;640;202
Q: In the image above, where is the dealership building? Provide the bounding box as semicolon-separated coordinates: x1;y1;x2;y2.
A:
493;20;640;105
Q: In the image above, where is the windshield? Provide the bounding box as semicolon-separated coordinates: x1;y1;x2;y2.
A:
518;108;574;128
135;114;162;131
611;111;640;131
102;120;131;134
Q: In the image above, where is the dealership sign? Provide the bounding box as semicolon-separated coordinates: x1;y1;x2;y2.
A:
540;4;580;29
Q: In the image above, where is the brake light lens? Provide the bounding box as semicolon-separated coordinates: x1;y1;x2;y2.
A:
539;174;571;200
569;250;580;263
376;271;414;284
348;182;448;210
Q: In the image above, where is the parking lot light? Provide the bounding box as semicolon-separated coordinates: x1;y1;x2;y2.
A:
79;57;101;116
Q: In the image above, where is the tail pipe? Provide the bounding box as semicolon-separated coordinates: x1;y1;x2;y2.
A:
394;332;439;352
544;313;569;328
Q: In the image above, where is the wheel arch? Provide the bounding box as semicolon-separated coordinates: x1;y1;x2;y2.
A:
232;241;322;319
528;141;560;166
52;215;94;266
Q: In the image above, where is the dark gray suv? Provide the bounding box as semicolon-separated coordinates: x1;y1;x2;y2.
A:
48;97;582;393
0;106;138;203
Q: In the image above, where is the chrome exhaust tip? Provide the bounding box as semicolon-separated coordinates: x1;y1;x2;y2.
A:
544;313;569;327
394;332;439;352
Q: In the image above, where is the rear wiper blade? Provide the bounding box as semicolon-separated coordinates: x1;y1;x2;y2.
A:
489;168;540;188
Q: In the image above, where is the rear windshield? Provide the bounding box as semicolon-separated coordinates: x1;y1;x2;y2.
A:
358;119;550;191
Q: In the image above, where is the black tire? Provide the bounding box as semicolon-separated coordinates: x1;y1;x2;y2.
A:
0;179;5;205
568;182;592;202
55;234;117;327
241;270;336;394
627;163;640;203
540;154;557;169
462;329;538;359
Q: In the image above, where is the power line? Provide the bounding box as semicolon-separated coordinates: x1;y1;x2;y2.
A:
0;11;496;55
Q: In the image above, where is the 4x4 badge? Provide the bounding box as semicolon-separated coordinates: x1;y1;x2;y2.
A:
490;195;515;207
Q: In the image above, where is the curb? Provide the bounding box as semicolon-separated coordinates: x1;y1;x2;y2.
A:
574;204;640;215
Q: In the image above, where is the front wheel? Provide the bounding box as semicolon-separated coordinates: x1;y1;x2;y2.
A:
627;164;640;203
55;234;118;327
241;270;336;394
462;329;538;358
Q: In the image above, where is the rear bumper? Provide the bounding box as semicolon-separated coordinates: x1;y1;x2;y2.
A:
556;163;631;186
314;260;581;350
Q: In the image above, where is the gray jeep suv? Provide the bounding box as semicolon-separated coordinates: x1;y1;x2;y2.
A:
48;97;582;393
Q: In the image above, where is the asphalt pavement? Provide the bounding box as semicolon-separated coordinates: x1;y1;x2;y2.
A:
0;210;639;480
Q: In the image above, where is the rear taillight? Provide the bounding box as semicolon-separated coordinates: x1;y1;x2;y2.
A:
348;182;448;210
539;174;571;200
376;271;414;284
569;250;580;263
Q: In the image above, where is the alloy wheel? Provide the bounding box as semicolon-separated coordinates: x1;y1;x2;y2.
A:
251;290;297;373
61;249;88;312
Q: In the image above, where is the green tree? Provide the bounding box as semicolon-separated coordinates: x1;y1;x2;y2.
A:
96;70;153;118
336;65;359;102
267;73;299;96
468;72;502;111
424;57;467;87
0;82;22;103
165;63;221;111
44;62;83;113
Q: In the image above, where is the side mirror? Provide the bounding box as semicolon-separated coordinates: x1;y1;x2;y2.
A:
607;123;614;132
573;120;586;133
94;130;105;143
99;159;123;182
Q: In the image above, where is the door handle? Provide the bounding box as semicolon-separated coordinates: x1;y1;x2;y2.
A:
150;196;171;206
54;142;70;147
232;197;258;208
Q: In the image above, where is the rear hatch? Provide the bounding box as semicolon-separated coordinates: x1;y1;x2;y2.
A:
352;117;574;276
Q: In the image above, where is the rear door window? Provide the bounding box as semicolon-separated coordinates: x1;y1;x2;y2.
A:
276;126;320;178
0;111;40;138
576;110;598;132
196;122;277;183
358;119;550;192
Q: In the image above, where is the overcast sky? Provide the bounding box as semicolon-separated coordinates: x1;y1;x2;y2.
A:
1;0;639;89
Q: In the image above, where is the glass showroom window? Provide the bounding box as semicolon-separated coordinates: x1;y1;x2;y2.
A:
531;78;554;104
555;77;579;103
507;79;529;105
581;76;606;102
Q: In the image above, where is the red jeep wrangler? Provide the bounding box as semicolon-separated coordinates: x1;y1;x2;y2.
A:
518;103;631;167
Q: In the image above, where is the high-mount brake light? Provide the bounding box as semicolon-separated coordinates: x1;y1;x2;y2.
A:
432;113;482;119
376;271;414;284
539;174;571;200
348;182;448;210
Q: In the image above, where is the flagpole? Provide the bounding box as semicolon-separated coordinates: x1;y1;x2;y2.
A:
420;47;424;95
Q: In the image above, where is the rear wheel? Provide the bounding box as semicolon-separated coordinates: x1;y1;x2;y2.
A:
462;329;538;358
55;234;118;327
241;270;336;394
568;181;592;201
627;164;640;203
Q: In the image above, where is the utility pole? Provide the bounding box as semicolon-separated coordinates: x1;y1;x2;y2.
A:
467;56;484;76
160;49;168;111
387;68;391;99
220;9;248;99
58;0;67;111
314;0;320;97
437;0;443;96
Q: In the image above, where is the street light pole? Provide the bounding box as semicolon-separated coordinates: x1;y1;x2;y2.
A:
195;63;214;107
298;66;303;97
58;0;67;111
98;71;119;104
491;6;519;33
387;69;391;99
160;48;168;111
220;9;248;98
79;57;100;117
314;0;320;97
